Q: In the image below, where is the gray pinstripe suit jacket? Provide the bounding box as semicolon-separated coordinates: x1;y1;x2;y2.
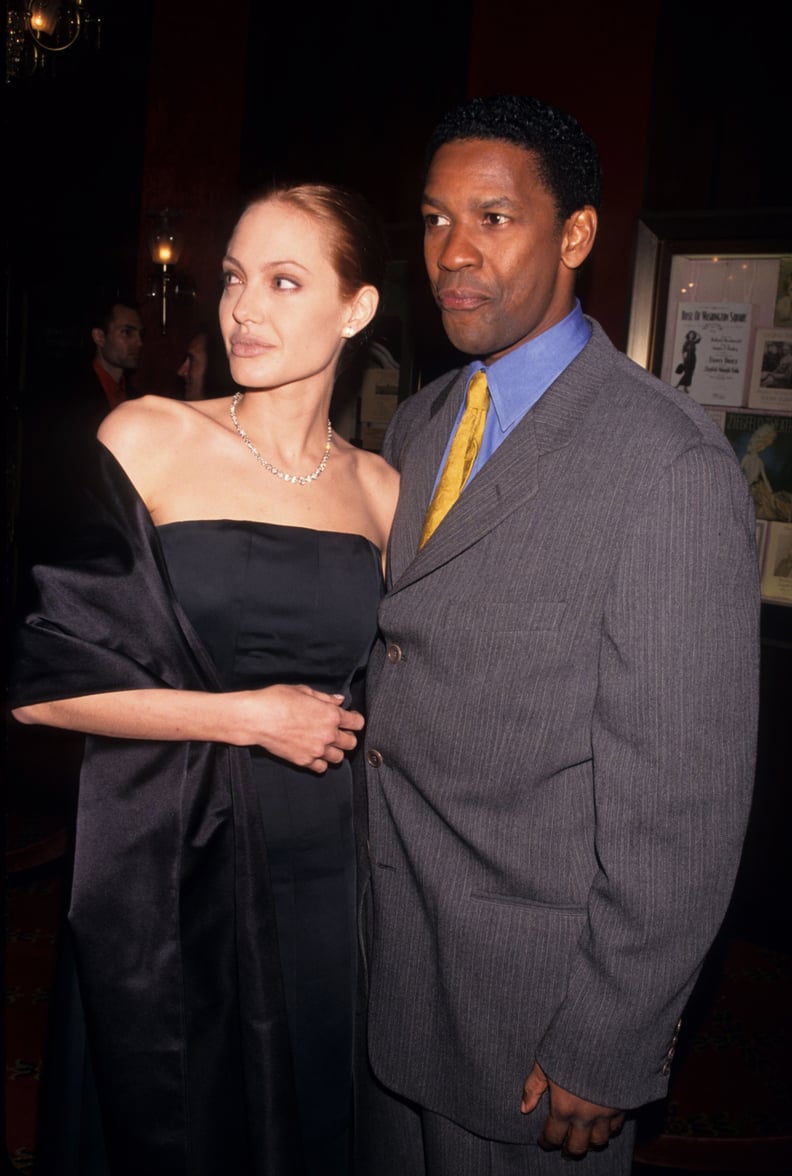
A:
361;320;760;1144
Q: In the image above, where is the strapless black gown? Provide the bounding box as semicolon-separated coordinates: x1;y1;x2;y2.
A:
158;519;383;1175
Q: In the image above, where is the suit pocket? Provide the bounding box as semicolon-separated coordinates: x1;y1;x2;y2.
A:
470;891;586;916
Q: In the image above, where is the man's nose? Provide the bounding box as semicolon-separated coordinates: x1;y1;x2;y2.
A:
437;224;481;271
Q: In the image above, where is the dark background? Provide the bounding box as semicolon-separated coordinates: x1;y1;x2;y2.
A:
4;2;791;1169
4;0;791;971
5;0;789;400
5;2;791;893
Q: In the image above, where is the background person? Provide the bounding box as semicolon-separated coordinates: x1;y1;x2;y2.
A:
16;295;144;569
177;318;237;400
12;183;398;1176
87;297;144;413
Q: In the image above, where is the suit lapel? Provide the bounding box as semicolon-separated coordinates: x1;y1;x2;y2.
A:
389;409;541;592
388;326;613;594
387;369;466;585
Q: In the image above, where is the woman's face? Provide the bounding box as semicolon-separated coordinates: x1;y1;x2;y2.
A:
219;200;354;392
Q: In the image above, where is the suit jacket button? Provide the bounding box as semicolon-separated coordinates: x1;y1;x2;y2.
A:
386;643;403;663
367;749;384;768
661;1060;671;1076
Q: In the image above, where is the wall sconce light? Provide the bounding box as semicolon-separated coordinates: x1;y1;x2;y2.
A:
146;209;195;335
6;0;100;82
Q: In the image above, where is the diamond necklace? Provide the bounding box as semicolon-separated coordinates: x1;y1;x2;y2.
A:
229;391;333;486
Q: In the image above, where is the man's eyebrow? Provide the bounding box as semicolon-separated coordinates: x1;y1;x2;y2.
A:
421;191;445;209
420;193;521;211
474;195;520;211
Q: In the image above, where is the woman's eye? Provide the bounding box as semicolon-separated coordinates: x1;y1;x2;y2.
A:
274;275;300;290
222;271;241;287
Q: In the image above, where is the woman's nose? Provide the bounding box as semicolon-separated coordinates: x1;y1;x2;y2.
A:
231;282;264;324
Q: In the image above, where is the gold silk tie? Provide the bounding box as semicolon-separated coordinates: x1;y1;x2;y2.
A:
419;370;490;548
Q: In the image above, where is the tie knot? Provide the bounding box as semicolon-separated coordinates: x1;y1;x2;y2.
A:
466;370;489;410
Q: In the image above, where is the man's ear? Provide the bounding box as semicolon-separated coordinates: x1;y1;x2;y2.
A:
560;207;598;271
91;327;105;349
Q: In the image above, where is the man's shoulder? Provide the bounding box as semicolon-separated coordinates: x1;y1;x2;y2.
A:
576;320;735;459
382;366;464;462
400;366;464;420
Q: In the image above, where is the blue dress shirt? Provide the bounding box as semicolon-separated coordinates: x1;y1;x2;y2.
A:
432;302;591;492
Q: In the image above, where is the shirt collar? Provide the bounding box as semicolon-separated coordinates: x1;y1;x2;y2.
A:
93;357;127;409
469;301;591;432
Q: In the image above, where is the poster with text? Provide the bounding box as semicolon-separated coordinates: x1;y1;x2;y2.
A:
669;302;752;406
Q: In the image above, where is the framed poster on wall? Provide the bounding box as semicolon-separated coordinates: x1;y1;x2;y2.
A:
626;211;792;411
626;211;792;606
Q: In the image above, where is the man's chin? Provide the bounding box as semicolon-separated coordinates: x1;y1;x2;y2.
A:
441;316;491;358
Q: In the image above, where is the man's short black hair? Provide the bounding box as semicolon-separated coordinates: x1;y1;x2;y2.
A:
90;294;140;335
425;94;602;221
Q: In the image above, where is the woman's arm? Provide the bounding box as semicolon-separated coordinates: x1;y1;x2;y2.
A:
12;684;364;773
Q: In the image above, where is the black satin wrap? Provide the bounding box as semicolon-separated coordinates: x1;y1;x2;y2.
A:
10;443;302;1176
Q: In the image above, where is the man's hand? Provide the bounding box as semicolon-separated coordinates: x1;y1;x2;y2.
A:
521;1062;625;1158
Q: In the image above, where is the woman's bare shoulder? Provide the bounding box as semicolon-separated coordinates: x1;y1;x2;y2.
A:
98;396;230;503
345;443;399;494
99;394;223;451
345;445;400;544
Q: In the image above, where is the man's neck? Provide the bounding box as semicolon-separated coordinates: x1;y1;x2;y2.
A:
92;357;128;410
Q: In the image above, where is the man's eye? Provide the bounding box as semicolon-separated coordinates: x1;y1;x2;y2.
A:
423;213;449;228
484;213;509;226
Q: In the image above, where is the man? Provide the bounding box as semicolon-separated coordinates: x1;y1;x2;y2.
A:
87;297;144;419
20;296;143;561
358;94;759;1174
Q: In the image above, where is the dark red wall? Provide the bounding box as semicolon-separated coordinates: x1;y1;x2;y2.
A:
134;1;251;398
466;1;661;347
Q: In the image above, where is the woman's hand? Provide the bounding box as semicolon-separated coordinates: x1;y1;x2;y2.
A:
236;684;364;772
12;684;364;774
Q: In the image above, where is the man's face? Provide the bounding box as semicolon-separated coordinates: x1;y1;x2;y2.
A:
94;305;143;374
422;139;592;363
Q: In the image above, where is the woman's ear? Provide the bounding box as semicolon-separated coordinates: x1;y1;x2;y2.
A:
343;285;379;338
560;207;598;271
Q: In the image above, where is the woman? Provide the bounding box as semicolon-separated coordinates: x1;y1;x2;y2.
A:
11;184;399;1176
